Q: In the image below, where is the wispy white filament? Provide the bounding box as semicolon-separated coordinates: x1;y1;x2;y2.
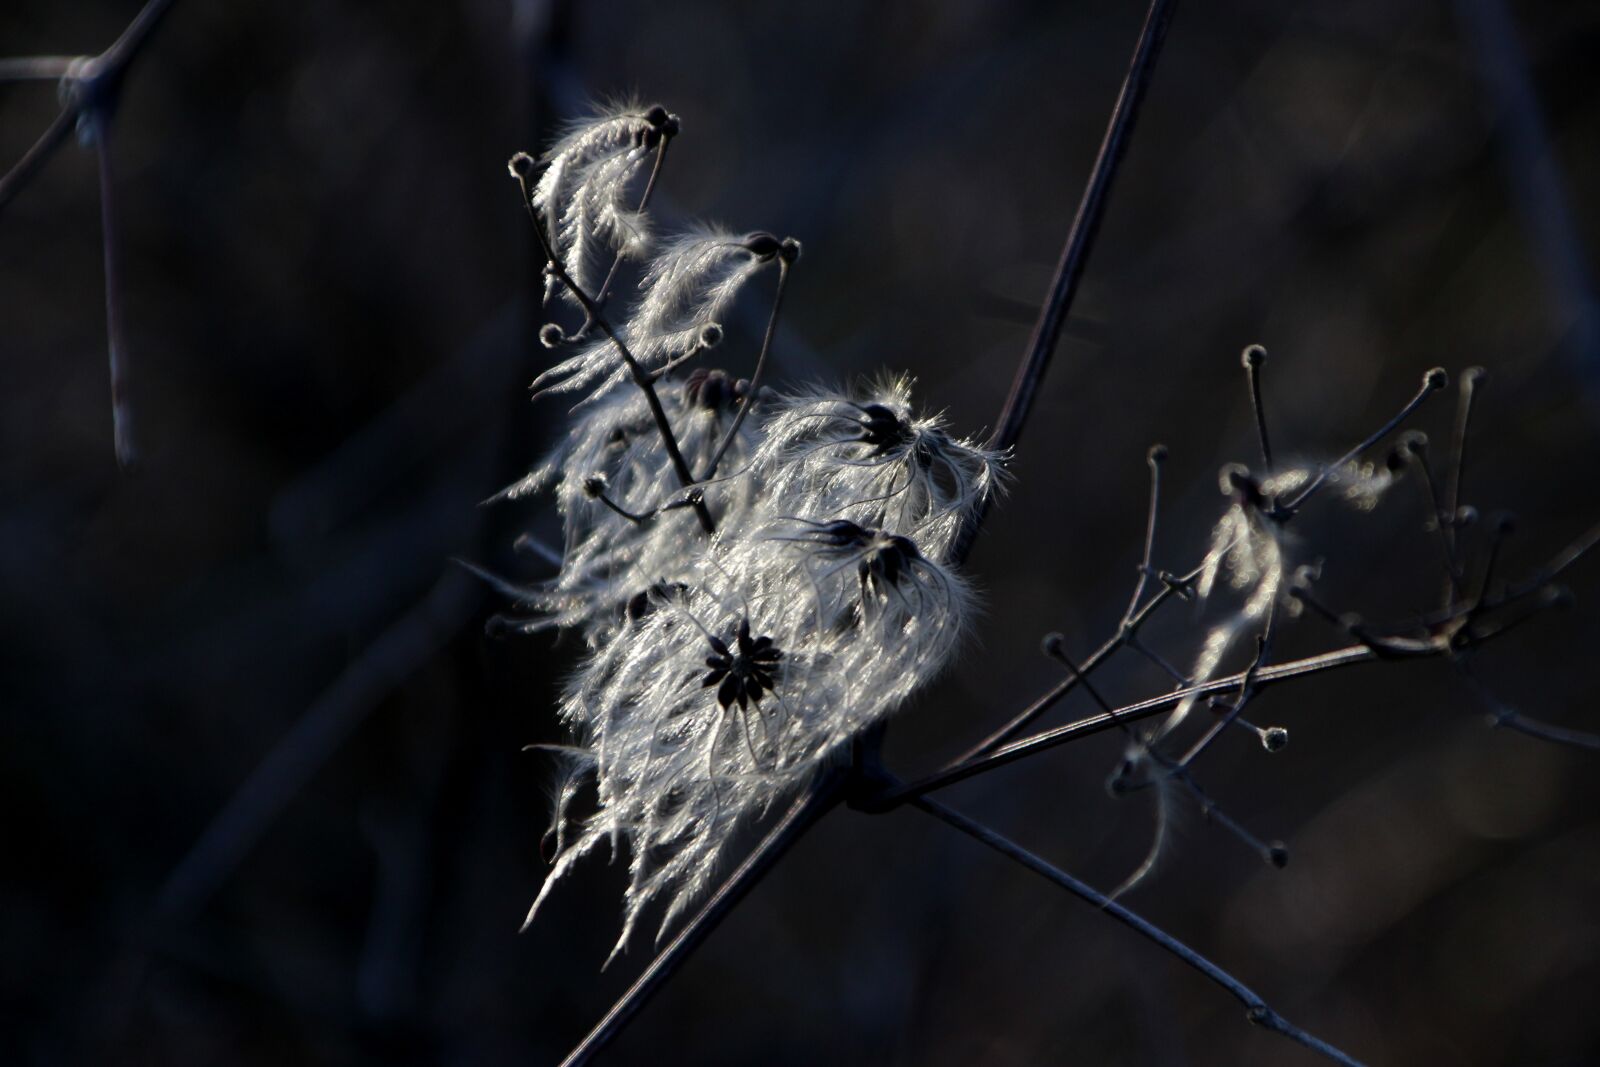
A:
751;376;1007;558
532;102;663;306
490;371;761;640
496;108;1001;957
531;228;775;399
530;516;972;958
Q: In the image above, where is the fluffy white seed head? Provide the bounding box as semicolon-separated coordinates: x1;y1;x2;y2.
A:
751;377;1007;559
531;101;671;305
500;118;995;954
531;228;777;400
530;511;971;958
491;370;762;640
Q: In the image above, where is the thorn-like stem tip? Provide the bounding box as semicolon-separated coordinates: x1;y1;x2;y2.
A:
508;151;537;179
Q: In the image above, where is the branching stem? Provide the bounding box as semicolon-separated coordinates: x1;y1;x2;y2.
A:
511;158;715;533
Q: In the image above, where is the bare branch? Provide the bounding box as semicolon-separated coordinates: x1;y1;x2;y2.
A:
913;793;1364;1066
984;0;1180;458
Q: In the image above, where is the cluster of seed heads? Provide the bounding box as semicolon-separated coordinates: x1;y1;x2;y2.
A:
491;103;1005;957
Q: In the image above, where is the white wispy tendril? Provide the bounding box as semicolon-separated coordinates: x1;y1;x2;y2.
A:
528;511;972;960
750;377;1008;558
492;107;998;957
1108;457;1400;897
531;101;669;306
531;228;778;399
489;369;761;640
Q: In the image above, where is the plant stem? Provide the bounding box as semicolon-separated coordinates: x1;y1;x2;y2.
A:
511;161;715;533
699;254;792;481
985;0;1178;458
915;793;1365;1066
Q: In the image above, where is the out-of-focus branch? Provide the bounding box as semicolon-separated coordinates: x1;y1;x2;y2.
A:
0;0;178;213
1454;0;1600;411
157;572;481;917
0;0;181;467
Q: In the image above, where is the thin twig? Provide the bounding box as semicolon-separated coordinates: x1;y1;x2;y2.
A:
0;103;79;215
1242;345;1273;472
1500;519;1600;602
580;131;674;333
0;56;80;82
510;155;715;533
913;793;1364;1066
1281;368;1447;514
699;247;795;481
954;560;1206;763
1176;605;1276;769
556;5;1183;1058
1404;435;1464;602
1046;631;1284;873
1122;444;1166;623
877;645;1377;807
984;0;1179;458
0;0;179;214
1444;368;1485;547
93;119;136;469
1461;667;1600;753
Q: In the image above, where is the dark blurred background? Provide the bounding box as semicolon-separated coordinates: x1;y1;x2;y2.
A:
4;1;1600;1064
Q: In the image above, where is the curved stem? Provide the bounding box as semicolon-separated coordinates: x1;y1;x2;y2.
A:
699;255;790;481
512;162;715;533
